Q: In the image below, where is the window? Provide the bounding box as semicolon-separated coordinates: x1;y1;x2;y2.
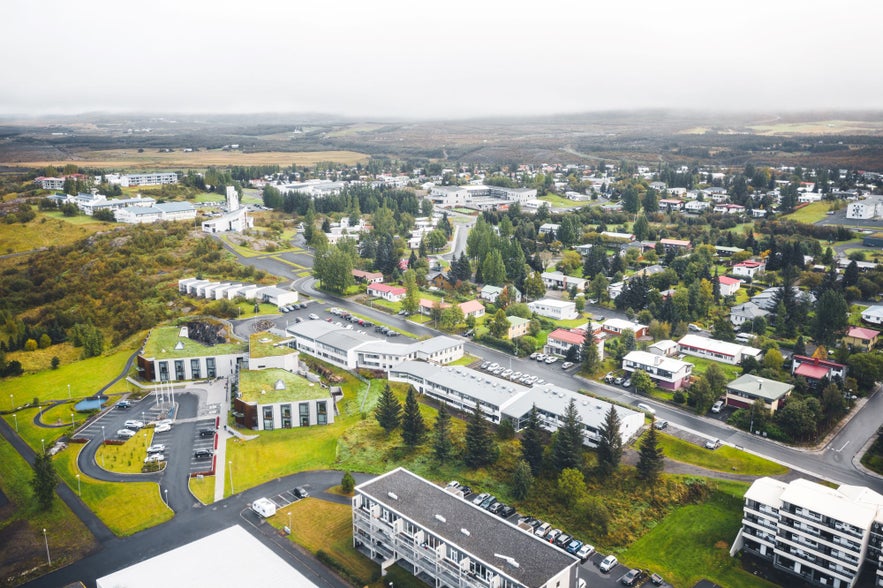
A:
174;360;185;380
281;404;292;429
158;361;169;381
262;406;274;430
317;401;327;425
190;359;201;379
299;402;310;427
206;357;216;378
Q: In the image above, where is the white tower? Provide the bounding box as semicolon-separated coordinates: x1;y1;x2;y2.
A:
226;186;239;211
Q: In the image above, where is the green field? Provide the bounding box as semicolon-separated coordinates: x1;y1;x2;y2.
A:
0;212;107;254
656;433;788;476
539;193;585;208
784;201;832;224
685;356;742;380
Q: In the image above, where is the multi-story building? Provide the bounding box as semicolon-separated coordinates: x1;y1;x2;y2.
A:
622;350;693;390
137;325;246;382
736;477;883;588
541;271;587;293
725;374;793;415
847;197;883;220
527;298;577;320
118;172;179;187
352;468;581;588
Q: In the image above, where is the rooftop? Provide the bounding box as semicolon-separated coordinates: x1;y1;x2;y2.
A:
846;326;880;340
392;361;530;410
678;334;761;359
548;328;585;345
623;350;693;373
727;374;794;401
238;368;331;404
142;326;246;359
356;468;577;587
529;298;575;309
249;331;297;359
781;479;883;531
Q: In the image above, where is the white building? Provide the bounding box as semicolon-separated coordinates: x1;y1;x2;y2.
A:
114;201;196;224
118;172;178;187
137;325;246;382
622;350;693;391
862;305;883;326
847;197;883;220
528;298;578;320
735;477;883;588
541;271;587;292
352;469;581;588
677;334;763;365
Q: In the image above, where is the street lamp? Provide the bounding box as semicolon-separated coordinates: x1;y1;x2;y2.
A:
71;413;75;429
288;509;292;534
41;438;45;454
229;461;234;495
76;474;81;496
101;426;105;443
9;394;13;411
42;528;51;566
164;488;169;507
67;384;71;400
12;413;17;432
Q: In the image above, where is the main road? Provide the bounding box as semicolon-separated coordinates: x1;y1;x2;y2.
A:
223;229;883;492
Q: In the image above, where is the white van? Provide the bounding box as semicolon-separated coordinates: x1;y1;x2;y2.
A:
636;403;656;415
251;497;277;518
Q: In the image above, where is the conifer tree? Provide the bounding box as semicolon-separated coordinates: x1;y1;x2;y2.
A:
551;398;584;472
432;404;454;463
520;405;545;475
401;386;427;446
596;405;623;475
636;419;665;483
465;404;497;468
374;384;401;435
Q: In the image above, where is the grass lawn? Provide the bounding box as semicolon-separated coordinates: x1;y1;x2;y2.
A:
539;193;584;208
0;438;97;584
448;354;481;367
784;201;831;224
0;213;106;254
849;304;868;326
623;480;776;588
36;401;89;431
53;445;173;536
685;356;742;380
657;432;788;476
269;499;379;586
408;314;432;324
95;429;156;474
188;475;215;504
6;342;83;373
193;192;224;203
553;316;589;329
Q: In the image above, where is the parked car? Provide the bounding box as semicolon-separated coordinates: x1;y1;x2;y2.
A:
295;316;304;323
688;323;702;332
472;492;489;505
605;372;615;383
498;505;516;518
116;400;131;410
711;400;724;413
545;529;561;543
479;495;496;509
534;522;551;537
501;369;513;377
621;568;646;586
565;539;583;555
458;485;472;497
561;361;574;369
480;362;490;370
535;353;546;361
554;533;572;548
308;313;319;320
529;352;539;359
199;428;215;438
194;449;213;459
446;480;460;489
545;356;558;364
622;378;632;387
146;444;166;454
613;376;624;385
124;420;144;430
117;428;136;438
705;438;721;450
292;486;309;499
154;423;172;433
576;543;595;561
599;555;618;573
144;454;166;464
653;419;669;430
488;501;503;514
650;572;665;585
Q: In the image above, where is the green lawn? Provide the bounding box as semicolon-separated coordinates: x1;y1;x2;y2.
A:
656;432;788;476
448;354;481;367
539;193;584;208
553;316;589;329
193;192;225;203
0;439;97;583
623;480;775;588
95;429;156;474
685;356;742;380
784;201;831;224
189;475;215;504
53;445;173;536
850;304;868;326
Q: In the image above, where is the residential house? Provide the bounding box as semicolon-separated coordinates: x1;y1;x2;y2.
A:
622;350;693;390
418;298;451;316
352;468;581;588
659;198;685;212
541;271;587;292
713;203;746;215
718;276;742;297
544;328;585;358
735;477;883;588
426;271;454;290
367;283;407;302
791;355;847;387
659;238;692;253
733;260;765;279
847;196;883;220
725;374;794;415
600;318;648;339
478;285;522;304
861;305;883;325
538;223;560;236
684;200;711;214
648;339;679;357
527;298;578;320
843;326;880;352
730;302;769;327
351;269;383;284
506;316;530;339
677;334;762;365
458;299;485;319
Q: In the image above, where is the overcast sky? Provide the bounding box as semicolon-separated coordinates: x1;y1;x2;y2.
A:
4;0;882;119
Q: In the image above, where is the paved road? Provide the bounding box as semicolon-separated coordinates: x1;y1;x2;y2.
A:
21;470;374;588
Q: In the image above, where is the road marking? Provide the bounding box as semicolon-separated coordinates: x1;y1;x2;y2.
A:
833;440;850;453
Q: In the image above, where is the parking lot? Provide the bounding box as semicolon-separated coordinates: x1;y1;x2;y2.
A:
188;417;219;476
77;394;171;444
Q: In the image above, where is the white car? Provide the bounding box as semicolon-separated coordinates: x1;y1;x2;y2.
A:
124;420;144;430
117;428;136;438
146;444;166;454
154;423;172;433
599;554;618;573
711;400;724;413
144;454;166;463
637;403;656;415
576;543;595;561
544;356;558;364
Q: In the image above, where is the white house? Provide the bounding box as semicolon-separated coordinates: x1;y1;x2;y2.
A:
528;298;578;320
541;271;587;292
479;284;523;304
718;275;742;297
733;260;765;278
366;283;406;302
677;334;762;365
862;305;883;325
847;197;883;220
622;350;693;390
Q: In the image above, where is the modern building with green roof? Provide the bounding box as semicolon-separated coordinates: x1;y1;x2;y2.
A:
248;331;299;372
137;325;247;382
235;368;334;430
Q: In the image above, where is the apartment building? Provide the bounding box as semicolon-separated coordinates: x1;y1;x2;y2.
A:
527;298;578;320
622;350;693;390
736;477;883;588
677;334;762;366
352;468;581;588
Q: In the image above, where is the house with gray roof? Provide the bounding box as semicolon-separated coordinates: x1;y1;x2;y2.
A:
730;301;769;327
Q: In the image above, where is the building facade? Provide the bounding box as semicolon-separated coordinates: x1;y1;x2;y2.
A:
622;350;693;390
527;298;577;320
677;334;762;365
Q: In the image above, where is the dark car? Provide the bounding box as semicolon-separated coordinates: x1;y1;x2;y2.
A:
116;400;131;410
650;572;664;586
199;428;215;438
458;485;472;497
554;533;573;548
194;449;213;459
292;486;309;499
621;569;646;586
497;505;516;518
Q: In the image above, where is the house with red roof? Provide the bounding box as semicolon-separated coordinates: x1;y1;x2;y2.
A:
367;283;407;302
791;355;847;387
418;298;451;316
544;328;604;361
733;260;765;279
458;299;485;319
352;269;384;284
843;326;880;352
718;276;742;297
